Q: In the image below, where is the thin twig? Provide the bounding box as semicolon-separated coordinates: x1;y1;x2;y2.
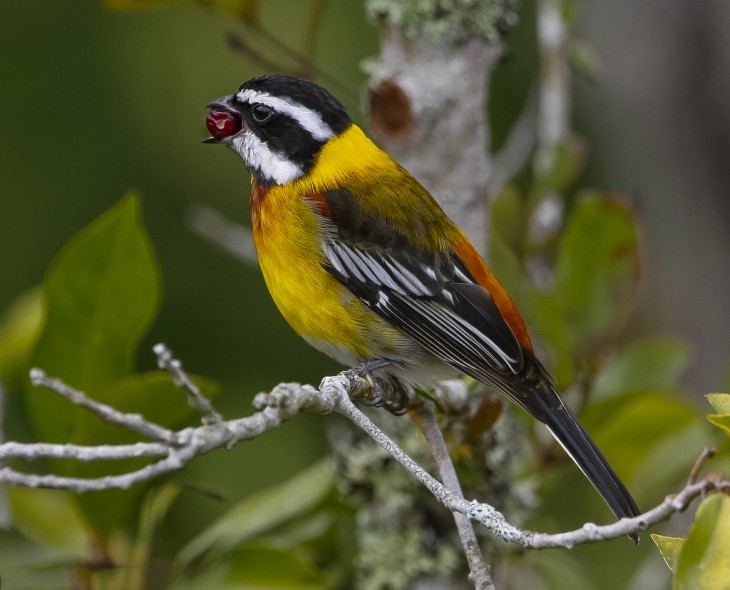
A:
328;376;469;513
0;441;168;462
512;474;724;549
687;446;716;485
29;369;176;443
5;353;725;553
153;343;223;425
416;402;494;590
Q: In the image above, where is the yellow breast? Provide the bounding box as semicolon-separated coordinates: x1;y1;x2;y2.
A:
250;182;399;365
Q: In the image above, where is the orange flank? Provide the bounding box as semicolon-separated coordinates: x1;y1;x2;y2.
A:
303;191;331;218
451;233;533;352
249;182;266;228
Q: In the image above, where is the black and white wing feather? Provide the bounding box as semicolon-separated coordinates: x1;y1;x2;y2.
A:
317;188;524;384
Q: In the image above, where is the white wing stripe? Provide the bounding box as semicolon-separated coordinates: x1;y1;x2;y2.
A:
387;257;433;296
332;243;367;282
349;248;403;293
326;244;349;278
423;299;520;367
323;240;521;375
403;296;503;368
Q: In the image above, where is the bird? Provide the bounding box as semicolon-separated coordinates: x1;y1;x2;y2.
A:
203;74;640;532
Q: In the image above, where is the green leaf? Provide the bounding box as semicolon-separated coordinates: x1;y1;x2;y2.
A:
489;185;525;301
706;393;730;414
123;483;182;590
226;544;328;589
651;534;685;572
7;488;89;560
490;184;524;247
707;393;730;437
27;193;160;443
586;392;695;486
552;193;639;344
524;286;575;383
627;420;709;502
522;194;641;384
0;287;43;393
593;338;691;401
675;494;730;590
178;460;336;567
707;414;730;437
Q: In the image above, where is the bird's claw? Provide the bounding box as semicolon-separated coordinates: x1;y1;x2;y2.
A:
347;360;410;416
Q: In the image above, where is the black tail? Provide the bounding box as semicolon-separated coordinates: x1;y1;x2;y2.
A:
540;392;640;541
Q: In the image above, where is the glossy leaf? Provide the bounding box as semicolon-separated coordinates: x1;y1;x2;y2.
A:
706;393;730;437
651;534;684;572
707;414;730;437
706;393;730;414
27;193;160;443
675;494;730;590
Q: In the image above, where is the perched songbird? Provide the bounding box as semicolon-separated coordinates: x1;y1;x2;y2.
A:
204;74;640;529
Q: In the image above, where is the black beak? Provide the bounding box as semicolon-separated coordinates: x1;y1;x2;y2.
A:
203;95;244;144
206;96;237;111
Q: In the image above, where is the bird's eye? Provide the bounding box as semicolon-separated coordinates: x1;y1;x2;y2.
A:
251;104;273;123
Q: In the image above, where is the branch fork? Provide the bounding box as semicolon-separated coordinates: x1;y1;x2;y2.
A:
0;346;724;559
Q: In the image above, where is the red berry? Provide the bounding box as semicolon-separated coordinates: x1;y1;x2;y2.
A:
206;108;242;138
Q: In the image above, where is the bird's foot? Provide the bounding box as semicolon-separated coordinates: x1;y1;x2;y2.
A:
346;360;410;416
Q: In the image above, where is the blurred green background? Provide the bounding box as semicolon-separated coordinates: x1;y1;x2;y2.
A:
1;1;730;588
0;0;378;565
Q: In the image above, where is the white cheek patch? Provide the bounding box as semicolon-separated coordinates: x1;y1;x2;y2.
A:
236;89;334;142
231;132;303;185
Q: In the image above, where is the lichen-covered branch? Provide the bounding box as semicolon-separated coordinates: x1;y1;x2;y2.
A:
1;346;724;557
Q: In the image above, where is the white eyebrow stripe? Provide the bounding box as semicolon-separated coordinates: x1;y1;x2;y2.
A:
236;89;334;142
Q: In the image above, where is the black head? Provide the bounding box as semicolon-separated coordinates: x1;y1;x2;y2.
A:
205;74;352;186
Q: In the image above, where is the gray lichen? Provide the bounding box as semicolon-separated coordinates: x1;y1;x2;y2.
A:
365;0;520;44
